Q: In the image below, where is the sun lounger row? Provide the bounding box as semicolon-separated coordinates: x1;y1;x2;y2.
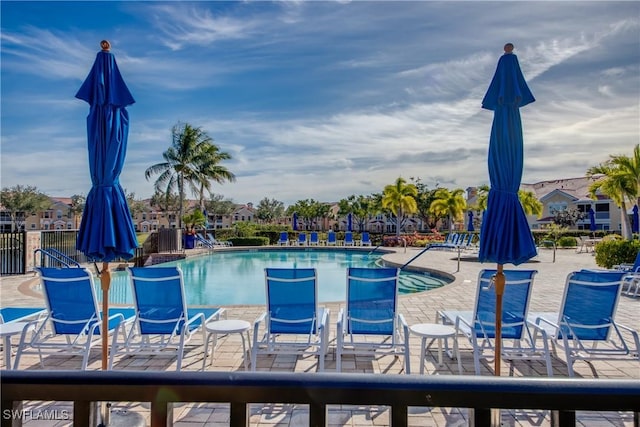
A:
8;265;638;376
278;231;372;246
438;268;639;377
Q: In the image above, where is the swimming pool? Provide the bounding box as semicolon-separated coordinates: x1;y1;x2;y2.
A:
106;249;451;306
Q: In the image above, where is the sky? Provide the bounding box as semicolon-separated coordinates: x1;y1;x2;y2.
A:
1;1;639;207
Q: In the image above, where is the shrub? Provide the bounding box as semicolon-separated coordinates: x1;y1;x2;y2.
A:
557;236;577;248
594;239;640;269
227;236;269;246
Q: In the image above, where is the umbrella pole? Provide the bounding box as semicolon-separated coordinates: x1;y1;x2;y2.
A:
494;264;505;376
100;261;110;371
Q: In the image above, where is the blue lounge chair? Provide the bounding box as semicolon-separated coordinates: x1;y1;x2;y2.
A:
359;232;372;247
326;232;337;246
112;266;225;371
343;232;354;246
14;268;134;370
252;268;330;371
309;232;319;246
277;232;289;246
298;232;307;246
336;267;409;372
438;269;550;376
0;307;45;324
529;270;640;377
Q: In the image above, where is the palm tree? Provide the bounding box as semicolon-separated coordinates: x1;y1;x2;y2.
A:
518;190;543;216
381;177;418;237
191;143;235;211
145;123;234;229
429;188;466;232
587;162;636;239
610;144;640;207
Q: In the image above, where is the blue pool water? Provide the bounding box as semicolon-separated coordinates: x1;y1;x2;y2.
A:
106;249;450;306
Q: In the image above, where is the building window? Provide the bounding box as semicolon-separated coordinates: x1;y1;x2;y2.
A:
548;202;567;214
595;203;610;220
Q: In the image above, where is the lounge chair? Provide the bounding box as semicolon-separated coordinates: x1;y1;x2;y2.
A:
336;267;409;372
309;232;319;246
277;232;289;246
438;269;551;376
326;232;337;246
195;233;214;248
111;266;225;371
0;307;45;324
206;232;232;247
251;268;330;371
14;267;134;370
528;270;640;377
359;232;372;247
298;232;307;246
343;232;354;246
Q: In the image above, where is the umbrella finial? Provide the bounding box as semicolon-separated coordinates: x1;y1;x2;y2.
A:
100;40;111;52
504;43;514;54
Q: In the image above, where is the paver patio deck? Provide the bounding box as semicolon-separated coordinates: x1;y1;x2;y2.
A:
1;246;638;426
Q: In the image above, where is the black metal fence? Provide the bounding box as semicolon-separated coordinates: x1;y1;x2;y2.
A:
40;230;89;266
0;231;26;275
1;370;638;427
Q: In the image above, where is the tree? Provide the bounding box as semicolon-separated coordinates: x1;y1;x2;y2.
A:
288;199;326;230
410;178;439;230
550;207;585;227
204;193;236;227
182;208;206;235
338;195;377;232
150;190;182;221
587;150;640;239
145;122;234;229
125;191;147;223
191;143;236;210
429;188;466;232
256;198;285;224
0;185;51;231
518;190;543;217
382;177;418;237
69;194;85;229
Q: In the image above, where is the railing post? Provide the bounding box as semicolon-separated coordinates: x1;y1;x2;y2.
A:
390;404;407;427
230;402;248;427
150;401;172;427
1;400;23;427
469;408;492;426
309;401;325;427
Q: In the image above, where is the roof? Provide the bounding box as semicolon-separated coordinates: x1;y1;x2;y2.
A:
521;176;603;202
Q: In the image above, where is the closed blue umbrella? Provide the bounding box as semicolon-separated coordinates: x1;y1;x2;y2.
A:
75;41;138;369
478;43;537;376
589;207;597;233
467;211;475;232
293;212;298;231
633;205;639;234
347;213;352;232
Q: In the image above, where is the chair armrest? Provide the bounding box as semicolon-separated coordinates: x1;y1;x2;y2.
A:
616;322;640;355
454;315;473;337
336;308;345;336
252;312;268;344
318;307;330;329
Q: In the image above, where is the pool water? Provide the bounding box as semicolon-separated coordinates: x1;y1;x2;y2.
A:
106;249;450;306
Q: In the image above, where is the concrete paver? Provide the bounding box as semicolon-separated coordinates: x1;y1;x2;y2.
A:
1;246;638;426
